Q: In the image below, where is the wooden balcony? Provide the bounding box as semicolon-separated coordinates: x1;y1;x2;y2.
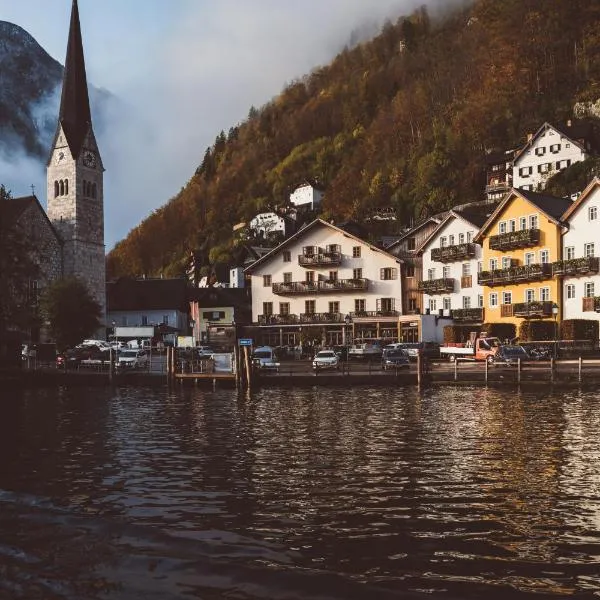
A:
582;297;600;312
272;278;368;295
461;275;472;288
513;301;554;318
478;263;551;286
500;304;514;317
349;310;399;319
418;278;455;295
451;307;484;322
552;256;599;277
431;243;477;263
298;251;342;267
258;314;299;325
489;228;540;251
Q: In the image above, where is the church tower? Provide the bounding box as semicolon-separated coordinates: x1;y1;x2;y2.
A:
47;0;106;323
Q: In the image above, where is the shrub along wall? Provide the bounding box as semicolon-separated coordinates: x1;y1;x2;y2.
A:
519;320;556;342
482;322;516;342
443;325;480;344
560;319;599;341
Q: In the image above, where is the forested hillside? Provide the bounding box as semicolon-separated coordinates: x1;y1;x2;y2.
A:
106;0;600;280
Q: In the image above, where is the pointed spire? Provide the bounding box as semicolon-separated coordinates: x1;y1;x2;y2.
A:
59;0;92;159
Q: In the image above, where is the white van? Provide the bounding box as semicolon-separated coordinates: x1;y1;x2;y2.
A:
251;346;280;370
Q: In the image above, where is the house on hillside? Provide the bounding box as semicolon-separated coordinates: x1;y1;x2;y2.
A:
418;209;487;326
289;181;324;211
558;177;600;331
474;188;573;331
485;149;515;201
512;120;600;192
107;277;190;334
248;211;293;241
244;218;404;348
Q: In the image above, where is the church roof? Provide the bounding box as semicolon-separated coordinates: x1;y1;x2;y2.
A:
58;0;92;159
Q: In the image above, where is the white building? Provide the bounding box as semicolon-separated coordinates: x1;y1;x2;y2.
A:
418;210;487;324
244;219;403;348
559;177;600;326
289;182;324;210
512;120;598;191
248;211;287;239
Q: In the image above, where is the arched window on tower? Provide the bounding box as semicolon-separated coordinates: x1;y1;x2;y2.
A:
54;181;59;198
59;180;64;196
64;179;68;194
92;183;97;199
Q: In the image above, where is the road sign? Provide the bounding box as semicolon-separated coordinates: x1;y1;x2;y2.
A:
239;338;253;346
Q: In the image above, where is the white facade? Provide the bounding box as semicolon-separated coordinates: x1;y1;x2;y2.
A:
561;179;600;325
420;214;483;316
513;124;588;191
289;183;324;210
248;212;286;238
246;220;402;322
230;267;245;288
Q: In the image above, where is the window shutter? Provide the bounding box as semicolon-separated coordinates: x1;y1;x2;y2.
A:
380;268;385;280
392;268;398;280
376;298;382;311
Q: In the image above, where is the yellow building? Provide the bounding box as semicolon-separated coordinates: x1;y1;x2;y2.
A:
474;189;573;331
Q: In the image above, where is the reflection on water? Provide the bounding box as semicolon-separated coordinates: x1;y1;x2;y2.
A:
1;385;600;599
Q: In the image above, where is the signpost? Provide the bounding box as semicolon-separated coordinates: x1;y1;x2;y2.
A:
239;338;253;347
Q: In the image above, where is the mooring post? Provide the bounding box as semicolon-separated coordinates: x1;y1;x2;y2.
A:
579;356;583;383
485;357;488;384
550;357;555;383
517;358;521;384
417;351;422;386
454;358;458;381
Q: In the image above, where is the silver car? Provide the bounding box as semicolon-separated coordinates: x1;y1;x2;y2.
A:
312;350;340;371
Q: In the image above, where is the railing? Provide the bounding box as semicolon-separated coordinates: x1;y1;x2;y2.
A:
431;243;477;263
350;310;399;318
258;314;299;325
272;278;368;295
417;278;455;294
299;312;345;323
485;182;510;194
451;307;484;322
513;301;554;317
552;256;599;277
478;263;551;286
298;251;342;267
489;228;540;251
461;275;472;288
582;296;600;312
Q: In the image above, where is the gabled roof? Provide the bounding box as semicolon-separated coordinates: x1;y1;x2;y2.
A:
512;121;592;166
561;177;600;221
385;215;445;251
473;188;573;242
244;218;401;273
107;277;189;312
415;209;486;254
5;195;62;244
57;0;92;160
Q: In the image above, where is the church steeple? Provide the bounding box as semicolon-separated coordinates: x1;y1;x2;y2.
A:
59;0;92;160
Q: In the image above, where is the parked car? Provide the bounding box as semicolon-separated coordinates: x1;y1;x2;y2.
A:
117;349;149;369
196;346;216;359
252;346;280;371
493;345;530;366
333;345;349;361
381;349;410;370
312;350;340;371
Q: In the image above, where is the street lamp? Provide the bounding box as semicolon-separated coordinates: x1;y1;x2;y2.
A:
190;319;196;345
552;302;559;358
344;314;352;371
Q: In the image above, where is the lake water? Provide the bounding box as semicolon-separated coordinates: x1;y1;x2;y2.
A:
1;384;600;599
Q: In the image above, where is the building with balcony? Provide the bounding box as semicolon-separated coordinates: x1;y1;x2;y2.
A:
289;181;324;211
418;209;489;324
512;120;599;192
244;219;403;348
485;149;515;201
474;188;573;329
559;178;600;330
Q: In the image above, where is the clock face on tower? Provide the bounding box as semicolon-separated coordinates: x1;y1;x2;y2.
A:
83;150;97;168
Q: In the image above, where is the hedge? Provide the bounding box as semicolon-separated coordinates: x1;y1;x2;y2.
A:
443;325;480;344
481;322;516;341
560;319;599;341
518;320;556;342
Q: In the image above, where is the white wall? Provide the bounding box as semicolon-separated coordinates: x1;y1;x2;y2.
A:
249;212;286;236
248;223;401;321
562;186;600;324
289;184;323;209
513;126;587;191
421;216;483;314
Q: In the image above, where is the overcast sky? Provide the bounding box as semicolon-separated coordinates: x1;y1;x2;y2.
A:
1;0;462;249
